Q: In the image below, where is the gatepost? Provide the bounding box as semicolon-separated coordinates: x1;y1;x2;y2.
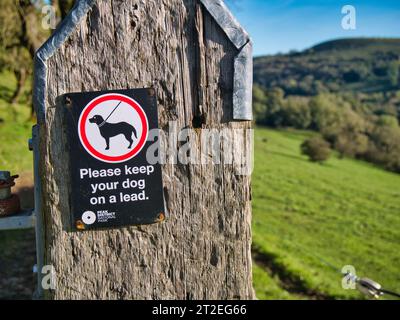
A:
33;0;254;299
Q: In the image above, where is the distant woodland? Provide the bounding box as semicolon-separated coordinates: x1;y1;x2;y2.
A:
253;39;400;172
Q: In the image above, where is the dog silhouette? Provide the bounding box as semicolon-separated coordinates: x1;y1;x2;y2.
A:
89;115;138;150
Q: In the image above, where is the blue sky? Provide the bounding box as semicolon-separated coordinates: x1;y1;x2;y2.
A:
227;0;400;56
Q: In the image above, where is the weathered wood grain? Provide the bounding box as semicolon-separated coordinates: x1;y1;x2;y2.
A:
38;0;253;299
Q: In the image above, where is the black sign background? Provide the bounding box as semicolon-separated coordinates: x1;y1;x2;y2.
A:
62;88;165;231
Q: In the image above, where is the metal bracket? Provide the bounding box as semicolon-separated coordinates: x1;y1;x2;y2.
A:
200;0;253;121
357;277;383;299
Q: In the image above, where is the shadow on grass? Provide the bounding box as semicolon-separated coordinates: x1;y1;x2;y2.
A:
268;150;337;170
252;245;333;300
277;129;315;141
267;150;307;162
0;229;36;299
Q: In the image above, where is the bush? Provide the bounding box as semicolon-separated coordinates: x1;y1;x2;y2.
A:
301;137;331;163
252;86;285;126
364;124;400;173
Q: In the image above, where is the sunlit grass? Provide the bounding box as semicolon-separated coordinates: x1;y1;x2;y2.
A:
252;127;400;300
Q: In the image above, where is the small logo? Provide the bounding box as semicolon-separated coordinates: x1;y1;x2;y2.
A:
82;211;96;225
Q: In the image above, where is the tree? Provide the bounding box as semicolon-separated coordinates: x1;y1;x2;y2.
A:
332;107;369;158
334;132;369;158
343;70;360;83
0;0;49;107
388;61;399;87
52;0;75;20
309;94;341;133
282;96;312;129
365;120;400;172
376;115;399;128
0;0;30;104
264;87;285;126
252;84;267;124
301;137;331;163
0;0;74;110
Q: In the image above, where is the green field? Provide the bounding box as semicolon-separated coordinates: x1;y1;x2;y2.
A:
252;127;400;300
0;71;33;174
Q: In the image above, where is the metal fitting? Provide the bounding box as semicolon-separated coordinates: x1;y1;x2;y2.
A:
0;171;21;217
28;138;33;151
356;278;383;299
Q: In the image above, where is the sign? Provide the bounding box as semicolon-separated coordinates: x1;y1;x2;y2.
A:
63;89;165;231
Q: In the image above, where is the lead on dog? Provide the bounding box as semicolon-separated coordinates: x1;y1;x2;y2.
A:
89;115;138;150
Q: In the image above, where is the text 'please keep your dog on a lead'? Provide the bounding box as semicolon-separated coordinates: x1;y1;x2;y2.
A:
80;165;156;205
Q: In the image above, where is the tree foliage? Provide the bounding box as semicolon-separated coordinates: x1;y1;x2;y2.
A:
0;0;75;108
254;38;400;96
0;0;49;105
253;85;400;173
252;38;400;173
52;0;75;20
301;137;331;163
388;61;400;87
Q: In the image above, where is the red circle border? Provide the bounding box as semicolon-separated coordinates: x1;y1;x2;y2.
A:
78;94;148;163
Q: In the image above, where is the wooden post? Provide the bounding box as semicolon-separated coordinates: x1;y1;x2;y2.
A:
33;0;254;299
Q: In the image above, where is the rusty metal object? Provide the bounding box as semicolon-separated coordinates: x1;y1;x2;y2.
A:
0;171;21;217
156;212;165;223
75;220;85;230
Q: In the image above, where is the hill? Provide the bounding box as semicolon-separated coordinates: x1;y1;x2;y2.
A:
252;127;400;299
254;38;400;96
253;38;400;174
311;38;400;53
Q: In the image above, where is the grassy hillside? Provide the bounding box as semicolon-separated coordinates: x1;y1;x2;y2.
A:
252;127;400;299
311;38;400;52
254;38;400;96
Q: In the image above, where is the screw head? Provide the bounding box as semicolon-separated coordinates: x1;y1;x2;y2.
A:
157;212;165;222
76;220;85;230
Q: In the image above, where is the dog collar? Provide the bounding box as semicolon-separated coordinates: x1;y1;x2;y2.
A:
98;121;106;128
